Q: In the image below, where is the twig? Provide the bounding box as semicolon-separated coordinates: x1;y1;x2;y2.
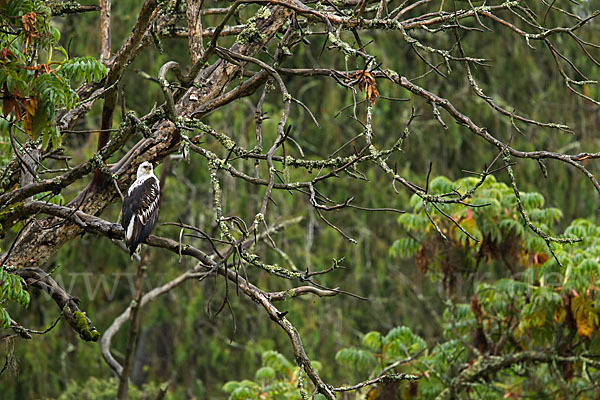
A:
334;373;419;392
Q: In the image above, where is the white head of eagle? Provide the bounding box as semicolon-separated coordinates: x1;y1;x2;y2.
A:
121;161;160;256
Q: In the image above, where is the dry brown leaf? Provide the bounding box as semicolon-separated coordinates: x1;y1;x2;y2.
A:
2;97;16;117
349;71;380;105
2;85;23;119
22;12;39;38
23;98;38;139
22;12;39;52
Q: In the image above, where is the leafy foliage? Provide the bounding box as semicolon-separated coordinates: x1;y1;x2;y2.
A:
222;351;325;400
0;0;106;149
382;175;600;398
0;268;30;328
51;377;172;400
391;175;563;277
393;175;600;343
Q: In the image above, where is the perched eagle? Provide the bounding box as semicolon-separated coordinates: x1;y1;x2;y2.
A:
122;161;160;256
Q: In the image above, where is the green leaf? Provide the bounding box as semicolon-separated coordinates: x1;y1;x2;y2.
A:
389;237;420;258
222;381;240;393
0;307;9;329
362;331;383;350
261;351;293;373
335;348;377;371
60;56;107;82
255;367;275;381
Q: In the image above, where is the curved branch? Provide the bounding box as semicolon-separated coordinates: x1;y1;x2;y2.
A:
49;1;100;16
3;4;293;269
100;265;211;376
15;268;100;342
334;373;419;392
394;75;600;194
17;201;337;398
267;286;339;301
0;120;135;212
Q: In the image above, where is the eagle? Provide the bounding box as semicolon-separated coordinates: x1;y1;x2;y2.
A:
121;161;160;256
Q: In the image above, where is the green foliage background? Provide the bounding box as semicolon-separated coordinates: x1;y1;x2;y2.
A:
1;0;600;399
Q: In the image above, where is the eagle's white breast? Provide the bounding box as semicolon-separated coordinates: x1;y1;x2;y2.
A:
121;161;161;256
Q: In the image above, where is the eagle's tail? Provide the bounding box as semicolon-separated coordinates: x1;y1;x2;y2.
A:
128;244;138;259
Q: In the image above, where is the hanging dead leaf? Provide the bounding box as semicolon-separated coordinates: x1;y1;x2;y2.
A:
2;96;17;117
360;72;379;105
22;12;39;38
22;12;39;52
23;98;38;139
348;71;379;105
2;85;23;119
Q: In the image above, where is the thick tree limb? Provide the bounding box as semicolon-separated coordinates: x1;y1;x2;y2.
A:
49;1;101;16
99;0;112;61
2;4;293;269
0;120;135;218
15;268;100;342
14;201;337;397
186;0;205;63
